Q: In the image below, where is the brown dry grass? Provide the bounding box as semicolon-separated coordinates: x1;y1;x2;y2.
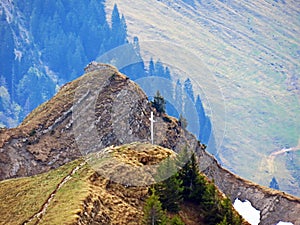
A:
0;142;175;225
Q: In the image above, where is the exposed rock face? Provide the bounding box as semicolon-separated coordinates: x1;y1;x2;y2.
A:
0;63;299;224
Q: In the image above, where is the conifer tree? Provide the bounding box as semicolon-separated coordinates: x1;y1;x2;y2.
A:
110;4;127;47
164;67;171;80
149;58;155;76
169;215;185;225
143;190;168;225
175;80;183;114
184;78;195;102
269;177;279;190
155;158;183;213
178;153;199;200
155;60;165;77
152;91;166;114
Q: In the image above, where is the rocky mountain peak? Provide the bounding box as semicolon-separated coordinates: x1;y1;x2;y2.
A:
0;64;299;224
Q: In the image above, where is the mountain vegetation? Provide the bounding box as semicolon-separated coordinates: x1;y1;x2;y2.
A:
144;151;245;225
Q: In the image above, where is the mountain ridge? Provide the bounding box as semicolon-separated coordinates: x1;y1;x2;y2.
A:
0;64;299;224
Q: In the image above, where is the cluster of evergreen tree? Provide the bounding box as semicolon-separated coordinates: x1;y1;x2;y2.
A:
139;59;212;147
0;1;128;126
143;149;243;225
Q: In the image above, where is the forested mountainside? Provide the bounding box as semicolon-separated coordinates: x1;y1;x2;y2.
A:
0;0;126;127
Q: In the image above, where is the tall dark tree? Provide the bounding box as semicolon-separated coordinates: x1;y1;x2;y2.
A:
110;4;128;48
155;60;165;77
154;158;183;213
152;91;166;114
184;78;195;102
164;67;171;80
175;80;183;114
149;58;155;76
269;177;280;190
178;153;200;200
143;190;168;225
195;95;212;144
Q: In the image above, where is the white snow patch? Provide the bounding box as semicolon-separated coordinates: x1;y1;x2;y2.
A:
233;198;260;225
277;222;294;225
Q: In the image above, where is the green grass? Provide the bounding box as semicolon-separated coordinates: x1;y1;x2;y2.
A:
38;166;91;225
0;160;83;225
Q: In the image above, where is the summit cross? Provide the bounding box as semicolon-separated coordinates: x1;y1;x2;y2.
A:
149;111;155;144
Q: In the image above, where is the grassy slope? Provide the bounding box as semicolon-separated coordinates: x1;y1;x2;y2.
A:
0;160;85;225
105;0;300;195
0;142;249;225
0;143;171;224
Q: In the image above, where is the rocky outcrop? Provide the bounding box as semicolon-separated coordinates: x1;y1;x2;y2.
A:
0;63;299;224
199;155;300;225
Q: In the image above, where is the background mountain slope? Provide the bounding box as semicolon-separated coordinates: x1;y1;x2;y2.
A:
104;0;300;196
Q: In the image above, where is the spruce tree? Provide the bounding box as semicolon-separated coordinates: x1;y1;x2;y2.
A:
143;190;168;225
269;177;279;190
155;158;183;213
164;67;171;80
178;153;199;200
184;78;195;102
169;215;185;225
175;80;183;115
155;60;165;77
152;91;166;114
149;58;155;76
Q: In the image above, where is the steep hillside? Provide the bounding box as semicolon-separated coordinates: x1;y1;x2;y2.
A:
0;144;161;225
0;64;299;224
104;0;300;196
0;142;249;225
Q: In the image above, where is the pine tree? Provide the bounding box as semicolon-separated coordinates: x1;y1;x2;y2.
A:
155;60;165;77
216;217;230;225
149;58;155;76
110;4;127;48
154;158;183;213
164;67;171;80
202;182;222;224
184;78;195;102
178;153;199;200
152;91;166;114
169;215;185;225
269;177;280;190
111;4;121;35
143;191;168;225
175;80;183;114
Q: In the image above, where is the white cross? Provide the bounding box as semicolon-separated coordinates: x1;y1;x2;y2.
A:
149;111;155;144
